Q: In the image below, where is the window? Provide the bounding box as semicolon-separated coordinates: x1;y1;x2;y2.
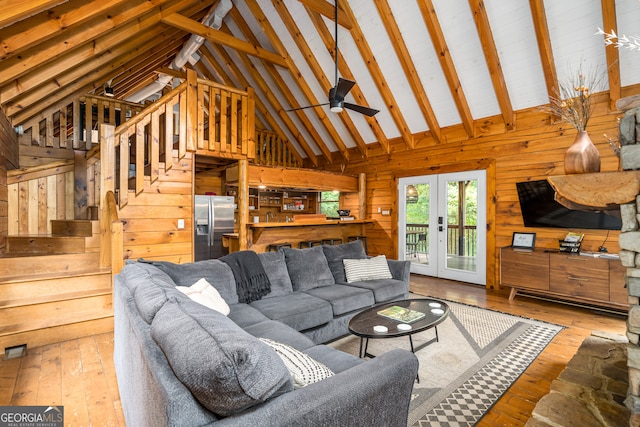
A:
319;191;340;217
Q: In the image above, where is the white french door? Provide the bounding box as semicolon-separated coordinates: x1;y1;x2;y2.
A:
398;170;486;285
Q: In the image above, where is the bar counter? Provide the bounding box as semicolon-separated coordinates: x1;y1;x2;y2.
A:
223;219;372;253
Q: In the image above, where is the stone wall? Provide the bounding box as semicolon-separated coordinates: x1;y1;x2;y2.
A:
617;105;640;426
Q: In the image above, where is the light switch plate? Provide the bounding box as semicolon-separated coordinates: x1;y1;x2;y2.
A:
177;219;185;229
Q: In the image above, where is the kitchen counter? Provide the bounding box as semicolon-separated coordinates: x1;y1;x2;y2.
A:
223;219;373;253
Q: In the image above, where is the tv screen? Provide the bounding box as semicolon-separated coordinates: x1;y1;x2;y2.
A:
516;180;621;230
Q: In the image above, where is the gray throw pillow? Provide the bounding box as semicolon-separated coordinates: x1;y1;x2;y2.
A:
321;240;367;283
257;251;293;298
282;246;335;291
141;259;239;305
151;298;293;416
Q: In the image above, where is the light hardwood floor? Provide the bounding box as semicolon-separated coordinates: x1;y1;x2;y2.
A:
0;275;626;426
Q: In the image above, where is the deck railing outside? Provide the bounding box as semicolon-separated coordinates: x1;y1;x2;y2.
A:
406;223;478;257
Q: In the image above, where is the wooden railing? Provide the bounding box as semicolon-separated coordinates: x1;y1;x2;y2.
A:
17;95;143;151
255;130;301;167
100;190;123;274
100;70;255;208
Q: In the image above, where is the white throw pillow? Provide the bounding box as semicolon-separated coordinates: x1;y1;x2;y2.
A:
259;338;334;389
176;278;231;315
343;255;393;283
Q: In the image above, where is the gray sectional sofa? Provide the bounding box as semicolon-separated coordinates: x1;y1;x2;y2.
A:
113;241;419;426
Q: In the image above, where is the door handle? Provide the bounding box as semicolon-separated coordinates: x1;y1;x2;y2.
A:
438;226;444;232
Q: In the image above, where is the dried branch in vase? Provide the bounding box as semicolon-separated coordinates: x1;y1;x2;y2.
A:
544;66;605;132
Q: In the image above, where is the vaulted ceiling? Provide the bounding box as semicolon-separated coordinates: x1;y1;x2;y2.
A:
2;0;640;167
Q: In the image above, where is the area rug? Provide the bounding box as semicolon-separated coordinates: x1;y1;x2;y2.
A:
329;299;563;426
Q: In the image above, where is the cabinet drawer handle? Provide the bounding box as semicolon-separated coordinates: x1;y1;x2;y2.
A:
568;275;588;281
568;257;587;261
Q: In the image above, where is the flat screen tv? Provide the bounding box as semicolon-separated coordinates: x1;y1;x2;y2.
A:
516;180;621;230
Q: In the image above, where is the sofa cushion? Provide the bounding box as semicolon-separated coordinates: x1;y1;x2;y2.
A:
141;259;239;305
227;303;270;328
176;278;230;315
303;285;375;316
249;292;333;331
259;338;334;389
283;246;335;291
342;278;406;303
322;240;367;283
150;298;292;417
257;251;293;298
303;344;365;374
243;320;316;351
123;262;185;324
343;255;393;283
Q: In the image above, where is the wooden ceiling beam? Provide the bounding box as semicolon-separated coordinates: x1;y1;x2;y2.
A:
418;0;474;138
199;44;304;165
0;0;65;30
374;0;442;143
468;0;515;130
161;12;288;68
7;23;185;122
529;0;558;102
241;1;343;163
272;0;369;159
306;8;390;154
1;0;133;60
212;13;318;166
0;0;199;87
601;0;620;111
295;0;352;30
1;21;184;110
340;0;415;149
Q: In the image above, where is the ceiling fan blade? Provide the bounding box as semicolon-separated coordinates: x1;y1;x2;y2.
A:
333;78;355;100
286;102;329;112
344;102;379;117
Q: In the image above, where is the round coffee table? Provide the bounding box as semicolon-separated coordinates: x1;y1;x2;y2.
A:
348;298;449;359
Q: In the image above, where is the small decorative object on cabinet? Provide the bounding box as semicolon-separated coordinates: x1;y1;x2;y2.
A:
511;232;536;250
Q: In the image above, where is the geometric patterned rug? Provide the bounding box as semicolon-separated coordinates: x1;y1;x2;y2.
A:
329;299;563;426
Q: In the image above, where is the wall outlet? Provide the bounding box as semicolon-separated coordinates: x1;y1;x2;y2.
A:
177;219;185;229
377;207;381;213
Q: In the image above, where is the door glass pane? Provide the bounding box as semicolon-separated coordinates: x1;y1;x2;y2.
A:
445;179;478;272
405;183;430;266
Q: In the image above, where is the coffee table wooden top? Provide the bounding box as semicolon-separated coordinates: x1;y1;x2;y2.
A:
348;298;449;339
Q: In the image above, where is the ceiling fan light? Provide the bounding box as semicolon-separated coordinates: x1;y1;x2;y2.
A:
330;99;343;113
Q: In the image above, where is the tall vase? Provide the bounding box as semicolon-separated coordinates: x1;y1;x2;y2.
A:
564;130;600;174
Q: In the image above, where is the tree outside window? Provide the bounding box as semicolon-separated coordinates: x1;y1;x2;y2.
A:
319;191;340;217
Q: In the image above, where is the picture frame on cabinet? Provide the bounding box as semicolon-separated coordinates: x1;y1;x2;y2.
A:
511;232;536;250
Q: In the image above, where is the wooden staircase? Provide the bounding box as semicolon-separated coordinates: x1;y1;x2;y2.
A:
0;220;113;355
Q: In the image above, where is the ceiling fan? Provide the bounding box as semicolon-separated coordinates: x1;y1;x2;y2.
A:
288;0;379;117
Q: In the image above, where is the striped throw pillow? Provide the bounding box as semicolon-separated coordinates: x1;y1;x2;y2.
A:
259;338;334;389
343;255;393;283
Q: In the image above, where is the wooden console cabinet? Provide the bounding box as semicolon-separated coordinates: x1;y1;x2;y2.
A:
500;247;628;311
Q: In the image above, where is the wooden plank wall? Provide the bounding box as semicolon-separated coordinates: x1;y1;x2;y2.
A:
194;172;223;195
6;157;101;236
334;93;626;290
0;107;18;251
118;151;193;263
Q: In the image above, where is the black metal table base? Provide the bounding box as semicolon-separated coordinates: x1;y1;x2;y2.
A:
357;326;439;383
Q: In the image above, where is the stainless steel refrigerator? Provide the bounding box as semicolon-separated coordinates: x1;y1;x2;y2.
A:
194;195;235;261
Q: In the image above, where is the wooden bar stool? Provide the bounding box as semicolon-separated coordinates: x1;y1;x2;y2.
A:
298;240;322;248
267;243;292;252
347;236;368;253
321;238;343;246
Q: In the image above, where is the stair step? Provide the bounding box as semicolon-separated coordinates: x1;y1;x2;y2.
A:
0;252;100;277
0;317;114;356
0;270;112;308
6;235;85;254
51;219;94;237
